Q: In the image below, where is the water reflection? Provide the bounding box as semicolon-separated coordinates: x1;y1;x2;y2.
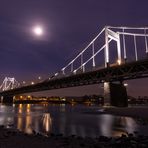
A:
42;113;52;132
112;116;137;137
0;104;147;137
18;104;23;114
100;115;114;136
0;105;14;126
16;104;52;135
100;115;138;137
25;104;32;134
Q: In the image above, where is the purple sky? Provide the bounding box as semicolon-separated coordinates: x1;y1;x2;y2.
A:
0;0;148;97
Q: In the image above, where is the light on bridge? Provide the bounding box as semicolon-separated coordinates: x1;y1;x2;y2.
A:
124;83;128;87
117;59;121;65
31;82;35;85
73;70;77;74
28;95;31;98
23;81;26;84
55;73;58;76
38;76;41;80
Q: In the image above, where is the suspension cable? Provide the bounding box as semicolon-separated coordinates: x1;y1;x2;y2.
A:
71;63;73;72
61;28;105;71
73;39;112;73
144;29;148;53
134;35;138;61
122;28;127;60
81;53;83;70
92;42;95;67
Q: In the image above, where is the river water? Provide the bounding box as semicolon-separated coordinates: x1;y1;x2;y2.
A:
0;103;148;137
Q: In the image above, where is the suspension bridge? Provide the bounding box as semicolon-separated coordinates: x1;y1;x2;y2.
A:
0;26;148;106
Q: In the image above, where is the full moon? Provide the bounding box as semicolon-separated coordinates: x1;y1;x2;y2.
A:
33;26;43;36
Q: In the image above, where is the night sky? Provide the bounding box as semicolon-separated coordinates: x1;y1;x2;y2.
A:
0;0;148;97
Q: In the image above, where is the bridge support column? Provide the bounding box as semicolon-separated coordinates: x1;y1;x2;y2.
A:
0;96;3;103
2;96;14;104
104;82;111;106
103;81;128;107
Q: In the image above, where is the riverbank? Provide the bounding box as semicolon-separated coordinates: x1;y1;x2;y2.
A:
0;105;148;147
104;106;148;120
85;106;148;120
0;126;148;148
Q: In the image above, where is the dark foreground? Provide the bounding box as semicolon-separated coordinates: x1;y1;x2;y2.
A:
0;126;148;148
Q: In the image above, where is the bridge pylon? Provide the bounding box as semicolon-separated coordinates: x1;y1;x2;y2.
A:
103;81;128;107
105;26;121;67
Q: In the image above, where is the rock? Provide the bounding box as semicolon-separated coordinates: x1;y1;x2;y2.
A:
128;133;134;137
50;133;55;137
121;134;127;138
56;133;63;137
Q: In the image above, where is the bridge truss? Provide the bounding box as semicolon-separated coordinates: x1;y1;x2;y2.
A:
0;59;148;96
0;77;20;91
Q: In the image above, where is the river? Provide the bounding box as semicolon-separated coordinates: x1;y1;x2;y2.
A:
0;103;148;137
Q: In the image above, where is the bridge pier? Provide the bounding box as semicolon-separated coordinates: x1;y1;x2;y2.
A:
104;81;128;107
103;82;111;106
0;95;14;104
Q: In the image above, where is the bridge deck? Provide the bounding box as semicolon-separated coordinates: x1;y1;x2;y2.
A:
0;59;148;96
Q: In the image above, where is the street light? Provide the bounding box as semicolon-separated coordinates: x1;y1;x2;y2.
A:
31;82;35;85
38;76;41;80
117;59;121;65
124;83;128;87
23;81;26;84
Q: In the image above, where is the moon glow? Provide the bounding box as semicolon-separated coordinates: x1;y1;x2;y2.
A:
33;26;43;36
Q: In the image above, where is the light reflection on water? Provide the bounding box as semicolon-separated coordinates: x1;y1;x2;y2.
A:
0;103;148;137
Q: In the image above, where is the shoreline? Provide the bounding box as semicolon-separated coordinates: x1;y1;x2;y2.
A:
104;106;148;120
84;106;148;120
0;126;148;148
0;105;148;147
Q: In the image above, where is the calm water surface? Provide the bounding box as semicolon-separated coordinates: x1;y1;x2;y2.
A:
0;103;148;137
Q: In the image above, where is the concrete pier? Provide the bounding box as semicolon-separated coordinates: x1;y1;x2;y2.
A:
104;81;128;107
1;96;14;103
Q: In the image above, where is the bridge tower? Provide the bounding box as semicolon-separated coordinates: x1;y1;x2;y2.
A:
104;27;127;106
105;26;121;67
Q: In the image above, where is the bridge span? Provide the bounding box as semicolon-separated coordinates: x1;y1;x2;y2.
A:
1;59;148;106
0;26;148;106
